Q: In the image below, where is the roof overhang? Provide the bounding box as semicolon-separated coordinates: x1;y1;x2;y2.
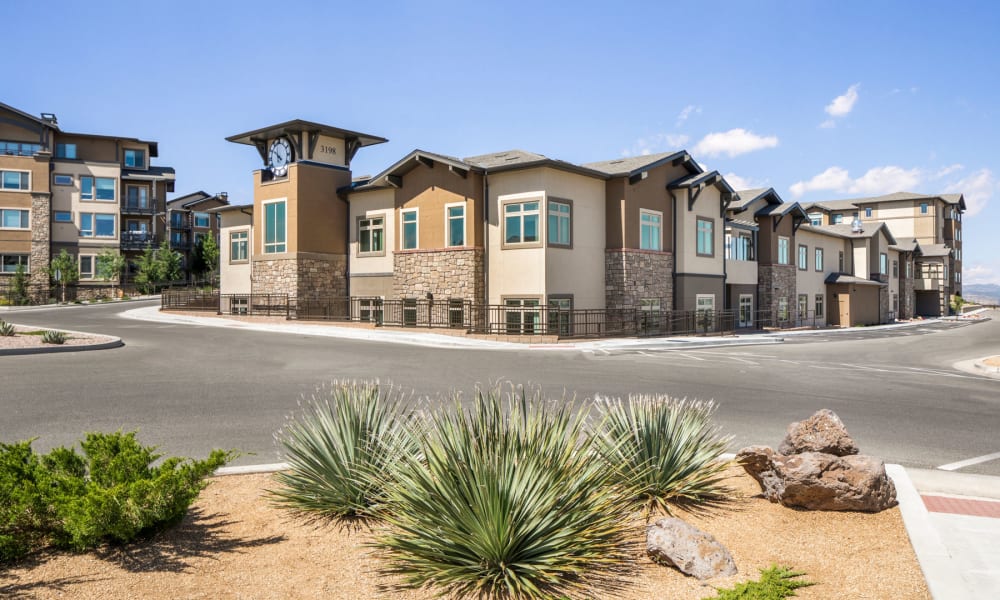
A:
226;119;387;148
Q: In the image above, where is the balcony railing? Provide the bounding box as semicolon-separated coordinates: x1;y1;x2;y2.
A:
170;237;192;250
122;204;156;216
870;273;889;284
120;231;158;250
169;213;191;230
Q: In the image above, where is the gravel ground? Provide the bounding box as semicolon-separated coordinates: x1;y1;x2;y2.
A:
0;324;114;350
0;468;929;599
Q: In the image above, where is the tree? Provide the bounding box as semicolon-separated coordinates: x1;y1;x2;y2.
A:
156;241;183;284
10;262;29;305
192;233;219;286
96;249;127;298
47;249;79;303
132;246;161;295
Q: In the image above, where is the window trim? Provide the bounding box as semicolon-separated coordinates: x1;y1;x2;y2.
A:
79;254;95;280
797;244;808;271
400;207;419;250
547;294;574;336
0;253;30;274
546;198;573;249
262;198;288;254
357;214;387;257
639;208;663;251
123;148;146;169
53;174;74;186
125;185;150;208
94;177;116;202
193;212;211;228
696;217;715;257
778;236;790;265
815;247;824;272
80;176;94;201
0;169;31;192
501;296;542;335
815;294;825;318
53;210;73;223
879;252;888;275
919;202;929;214
54;143;77;159
445;202;467;248
0;208;30;230
501;194;543;249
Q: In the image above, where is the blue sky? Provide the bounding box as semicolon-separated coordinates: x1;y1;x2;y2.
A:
7;1;999;283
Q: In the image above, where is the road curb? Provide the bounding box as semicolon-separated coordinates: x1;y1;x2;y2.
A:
887;464;972;600
0;325;123;356
215;462;289;476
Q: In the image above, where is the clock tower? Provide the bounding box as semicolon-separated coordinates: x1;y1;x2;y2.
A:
226;120;387;302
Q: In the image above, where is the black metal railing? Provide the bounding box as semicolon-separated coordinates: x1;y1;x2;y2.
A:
160;289;220;311
121;204;156;216
120;231;158;250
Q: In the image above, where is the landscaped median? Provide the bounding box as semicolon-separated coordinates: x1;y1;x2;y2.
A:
0;319;122;356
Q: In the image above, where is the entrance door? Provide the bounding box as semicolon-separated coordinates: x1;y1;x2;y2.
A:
838;294;850;327
738;294;753;328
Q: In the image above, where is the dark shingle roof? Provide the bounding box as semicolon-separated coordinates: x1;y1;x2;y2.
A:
463;149;548;169
582;151;688;176
825;273;886;286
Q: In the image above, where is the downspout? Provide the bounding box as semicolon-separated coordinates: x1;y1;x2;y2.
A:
482;170;489;308
668;188;679;311
240;205;253;296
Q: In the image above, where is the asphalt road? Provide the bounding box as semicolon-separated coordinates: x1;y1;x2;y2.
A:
2;301;999;477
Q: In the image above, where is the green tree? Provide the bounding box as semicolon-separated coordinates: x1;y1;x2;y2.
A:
10;263;29;305
47;249;79;303
132;246;161;295
96;249;127;298
156;240;183;284
193;233;219;286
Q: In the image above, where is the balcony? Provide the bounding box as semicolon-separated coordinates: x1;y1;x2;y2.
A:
169;213;191;230
170;236;192;250
120;232;157;251
914;277;940;291
869;273;889;284
122;203;156;216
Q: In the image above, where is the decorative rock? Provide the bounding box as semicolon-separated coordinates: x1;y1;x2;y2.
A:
778;409;859;457
646;518;738;580
737;446;897;512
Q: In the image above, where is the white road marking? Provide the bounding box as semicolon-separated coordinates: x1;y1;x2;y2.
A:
676;353;705;361
937;452;1000;471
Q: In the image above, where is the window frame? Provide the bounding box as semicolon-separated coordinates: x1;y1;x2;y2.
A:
547;295;573;336
0;254;30;274
55;143;77;159
262;199;287;254
778;236;790;265
546;198;572;248
445;202;467;248
357;214;386;257
125;185;150;208
879;252;888;275
503;297;541;335
639;209;662;251
79;254;95;280
123;148;146;169
501;196;542;248
797;244;808;270
80;176;94;201
815;294;825;318
815;247;824;271
193;212;211;228
0;208;30;230
864;207;873;218
920;202;929;214
53;210;73;223
832;214;844;224
400;208;419;250
696;217;715;257
79;213;116;238
1;170;30;191
798;293;809;319
53;174;74;186
94;177;116;202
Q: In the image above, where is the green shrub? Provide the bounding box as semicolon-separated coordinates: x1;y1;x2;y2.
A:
596;395;733;517
270;381;420;522
704;565;814;599
0;432;233;561
0;320;14;337
41;330;67;345
375;385;634;599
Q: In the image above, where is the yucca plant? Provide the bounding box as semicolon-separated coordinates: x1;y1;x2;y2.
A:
269;381;420;523
41;330;67;345
596;395;733;518
376;385;635;600
0;320;14;336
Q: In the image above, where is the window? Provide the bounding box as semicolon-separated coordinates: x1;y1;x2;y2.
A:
95;177;115;201
920;202;928;214
359;298;384;323
1;141;41;156
170;211;185;228
797;244;808;270
230;297;249;315
798;294;808;320
80;213;115;237
229;230;248;261
55;143;77;159
640;298;661;312
194;212;210;228
449;298;465;328
815;294;824;318
906;261;912;278
892;260;898;278
505;298;539;334
548;297;572;336
738;295;753;328
696;294;716;330
54;174;73;186
815;247;824;271
640;210;662;251
403;298;418;326
80;176;94;200
504;201;539;245
358;216;384;255
778;237;790;265
879;253;888;275
839;251;845;272
263;200;286;253
832;214;844;224
1;254;29;273
547;200;571;247
1;170;29;191
778;297;789;321
401;209;418;250
943;264;948;279
447;204;466;247
727;232;754;261
124;149;145;168
808;212;822;226
865;207;873;218
79;255;94;280
126;186;149;208
1;209;29;229
696;217;714;256
54;211;72;223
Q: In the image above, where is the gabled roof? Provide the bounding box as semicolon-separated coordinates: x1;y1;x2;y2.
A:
726;217;758;230
122;166;175;179
754;201;807;219
582;151;694;177
226;119;387;149
803;191;966;212
463;149;610;179
667;170;736;194
167;191;228;210
919;243;951;257
890;238;920;253
825;273;885;286
0;101;58;130
349;149;475;193
804;221;897;245
731;187;782;213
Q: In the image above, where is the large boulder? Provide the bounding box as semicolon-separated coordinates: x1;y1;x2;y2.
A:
778;409;859;457
737;446;897;512
646;517;737;580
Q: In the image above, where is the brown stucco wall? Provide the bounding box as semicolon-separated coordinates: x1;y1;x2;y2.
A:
395;163;484;250
674;274;725;312
296;163;353;254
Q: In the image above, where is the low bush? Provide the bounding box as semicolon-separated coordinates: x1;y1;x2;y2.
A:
596;395;733;517
0;320;15;336
0;432;233;562
704;565;814;599
270;381;420;522
41;330;67;344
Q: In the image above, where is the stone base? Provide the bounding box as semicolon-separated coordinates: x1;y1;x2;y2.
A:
605;249;673;310
393;248;484;302
252;253;347;302
758;264;796;320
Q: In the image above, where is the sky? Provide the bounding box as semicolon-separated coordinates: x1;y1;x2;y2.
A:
6;1;999;284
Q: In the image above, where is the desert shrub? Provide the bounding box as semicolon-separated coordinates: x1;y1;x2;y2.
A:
704;565;814;599
270;381;420;522
596;395;733;517
41;330;67;345
375;385;634;599
0;432;232;561
0;320;14;336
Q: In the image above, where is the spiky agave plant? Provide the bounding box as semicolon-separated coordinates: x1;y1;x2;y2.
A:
376;384;635;600
269;381;420;523
595;394;734;518
0;320;14;336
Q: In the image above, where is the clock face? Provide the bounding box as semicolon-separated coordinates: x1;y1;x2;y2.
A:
268;138;293;176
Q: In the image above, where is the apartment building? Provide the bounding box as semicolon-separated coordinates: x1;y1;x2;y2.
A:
0;101;174;297
164;191;229;281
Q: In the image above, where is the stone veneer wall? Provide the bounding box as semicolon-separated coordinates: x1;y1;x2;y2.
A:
252;254;348;300
30;193;50;287
758;264;796;320
879;286;891;323
605;249;673;310
252;257;299;297
900;270;915;319
393;248;484;303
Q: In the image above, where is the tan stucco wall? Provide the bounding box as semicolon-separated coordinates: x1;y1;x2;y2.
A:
348;188;395;276
308;135;346;166
54;134;118;163
296;163;352;254
394;163;483;251
219;210;253;295
726;258;757;285
794;229;844;326
50;162;121;245
852;241;869;279
350;274;393;297
674;186;724;276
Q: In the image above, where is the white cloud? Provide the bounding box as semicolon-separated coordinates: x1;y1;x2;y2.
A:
933;164;964;179
848;166;922;195
692;129;779;158
825;84;860;117
964;263;1000;286
723;172;765;191
944;168;996;216
622;133;690;157
789;166;852;197
819;119;836;129
676;104;702;127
